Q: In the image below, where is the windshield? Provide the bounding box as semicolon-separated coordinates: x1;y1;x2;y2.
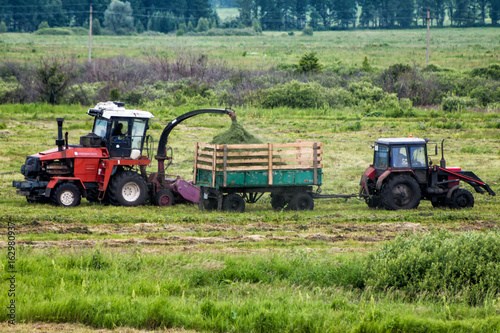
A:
93;119;108;138
374;144;389;169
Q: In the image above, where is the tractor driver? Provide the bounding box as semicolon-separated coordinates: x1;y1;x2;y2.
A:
392;147;408;168
112;123;125;136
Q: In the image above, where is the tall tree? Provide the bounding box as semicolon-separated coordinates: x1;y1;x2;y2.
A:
104;0;134;33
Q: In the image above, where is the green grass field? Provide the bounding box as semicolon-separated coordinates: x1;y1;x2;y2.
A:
1;28;500;332
1;28;499;69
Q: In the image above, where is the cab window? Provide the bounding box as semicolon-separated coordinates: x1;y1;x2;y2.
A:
374;144;389;169
410;146;426;168
93;119;108;138
391;147;408;168
111;120;128;138
131;119;147;150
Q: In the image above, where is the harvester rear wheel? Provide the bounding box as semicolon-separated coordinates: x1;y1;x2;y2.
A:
155;189;175;207
290;193;314;211
223;193;245;213
449;189;474;209
108;171;147;207
51;183;81;207
381;175;421;210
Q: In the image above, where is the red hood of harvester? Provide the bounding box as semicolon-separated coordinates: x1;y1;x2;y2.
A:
30;146;109;160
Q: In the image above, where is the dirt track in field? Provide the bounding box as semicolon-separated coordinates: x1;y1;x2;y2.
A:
0;322;194;333
1;220;498;250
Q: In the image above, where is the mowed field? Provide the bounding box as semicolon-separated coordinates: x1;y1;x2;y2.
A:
0;29;500;332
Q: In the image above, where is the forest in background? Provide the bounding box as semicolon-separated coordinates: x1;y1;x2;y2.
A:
0;0;498;35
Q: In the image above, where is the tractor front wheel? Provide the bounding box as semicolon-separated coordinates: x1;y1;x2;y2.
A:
365;196;381;208
449;189;474;209
289;193;314;211
223;193;245;213
381;175;421;210
108;171;148;207
51;183;81;207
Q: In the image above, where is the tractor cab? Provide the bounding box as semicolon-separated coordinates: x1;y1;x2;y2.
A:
373;137;429;183
81;102;154;158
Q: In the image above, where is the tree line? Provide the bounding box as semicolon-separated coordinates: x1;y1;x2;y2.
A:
0;0;498;33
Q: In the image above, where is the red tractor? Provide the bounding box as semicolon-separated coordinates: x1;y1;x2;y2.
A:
13;102;235;207
360;137;496;210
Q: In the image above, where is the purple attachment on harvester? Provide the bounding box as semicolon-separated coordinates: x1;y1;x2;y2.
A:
172;177;200;203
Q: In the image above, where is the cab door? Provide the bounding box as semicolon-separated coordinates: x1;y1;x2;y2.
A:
409;145;428;184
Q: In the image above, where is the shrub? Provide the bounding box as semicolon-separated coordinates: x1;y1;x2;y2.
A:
361;56;372;72
109;88;121;101
176;28;185;36
33;28;74;35
365;230;500;305
252;18;262;33
66;82;102;105
92;18;102;35
0;21;7;33
348;81;384;103
302;26;313;36
442;95;476;112
123;90;143;105
298;51;322;73
260;81;327;108
35;56;75;104
71;27;89;35
470;64;500;80
38;21;50;30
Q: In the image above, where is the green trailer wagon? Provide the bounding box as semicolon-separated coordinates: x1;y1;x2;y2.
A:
193;141;323;212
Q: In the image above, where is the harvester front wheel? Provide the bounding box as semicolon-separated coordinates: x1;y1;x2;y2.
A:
155;189;175;207
449;189;474;209
51;183;81;207
108;171;147;207
381;175;421;210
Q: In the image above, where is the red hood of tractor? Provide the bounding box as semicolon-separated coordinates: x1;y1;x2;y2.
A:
31;147;109;161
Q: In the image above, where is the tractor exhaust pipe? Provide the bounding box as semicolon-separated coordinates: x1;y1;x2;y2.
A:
440;139;446;168
56;118;65;151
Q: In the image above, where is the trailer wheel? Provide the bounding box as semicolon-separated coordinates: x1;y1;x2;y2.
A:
449;189;474;209
381;175;421;210
51;183;81;207
222;193;245;213
290;193;314;211
155;189;174;207
108;171;147;207
271;193;288;210
203;199;218;211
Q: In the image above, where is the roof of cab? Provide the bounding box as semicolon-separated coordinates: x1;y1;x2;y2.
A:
88;101;155;119
376;138;427;145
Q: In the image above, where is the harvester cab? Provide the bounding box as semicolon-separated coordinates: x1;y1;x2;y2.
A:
82;101;155;159
360;137;495;210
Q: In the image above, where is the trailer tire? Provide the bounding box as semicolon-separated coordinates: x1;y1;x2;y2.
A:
449;189;474;209
108;171;147;207
222;193;245;213
155;189;175;207
51;183;81;207
203;199;218;211
381;175;421;210
290;193;314;211
271;193;288;210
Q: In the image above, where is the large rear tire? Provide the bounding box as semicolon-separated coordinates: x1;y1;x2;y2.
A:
381;175;421;210
449;189;474;209
222;193;245;213
289;193;314;211
107;171;148;207
51;183;81;207
365;196;381;208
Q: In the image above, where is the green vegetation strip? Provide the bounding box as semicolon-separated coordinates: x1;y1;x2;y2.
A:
1;231;500;332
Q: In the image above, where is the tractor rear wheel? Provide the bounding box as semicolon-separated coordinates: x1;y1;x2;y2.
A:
51;183;81;207
222;193;245;213
449;189;474;209
290;193;314;211
271;193;288;210
108;171;147;207
381;175;421;210
155;189;175;207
